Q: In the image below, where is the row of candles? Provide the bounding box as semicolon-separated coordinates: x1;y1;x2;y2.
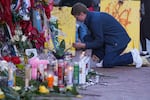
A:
24;58;76;89
23;54;90;90
6;50;91;92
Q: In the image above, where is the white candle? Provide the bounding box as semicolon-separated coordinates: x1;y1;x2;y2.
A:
79;58;86;84
68;66;73;86
80;51;85;59
53;75;58;86
38;64;44;81
25;64;31;80
25;78;29;88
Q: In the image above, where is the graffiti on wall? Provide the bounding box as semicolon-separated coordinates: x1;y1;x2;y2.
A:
101;0;140;51
105;0;131;27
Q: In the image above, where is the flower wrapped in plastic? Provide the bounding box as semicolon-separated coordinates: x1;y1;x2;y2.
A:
48;16;71;59
0;60;16;77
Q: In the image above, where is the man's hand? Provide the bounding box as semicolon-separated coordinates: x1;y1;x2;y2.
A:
72;42;86;49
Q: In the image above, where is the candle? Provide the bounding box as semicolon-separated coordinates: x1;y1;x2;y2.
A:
25;79;29;88
80;51;85;59
53;76;58;86
8;67;14;87
68;66;73;86
38;64;44;82
25;64;31;88
25;64;31;80
31;67;37;80
73;62;79;85
47;74;54;88
58;59;64;86
79;58;86;84
29;57;39;80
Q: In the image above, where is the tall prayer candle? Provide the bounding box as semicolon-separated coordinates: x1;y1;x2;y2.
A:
47;74;54;88
73;62;79;85
58;59;64;86
68;66;73;86
25;64;31;88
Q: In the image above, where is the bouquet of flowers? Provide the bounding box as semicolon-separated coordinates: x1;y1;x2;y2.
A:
11;26;33;55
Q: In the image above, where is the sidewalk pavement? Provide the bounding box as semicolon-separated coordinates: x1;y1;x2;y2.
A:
73;66;150;100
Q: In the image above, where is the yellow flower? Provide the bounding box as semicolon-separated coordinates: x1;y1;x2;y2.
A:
39;85;49;94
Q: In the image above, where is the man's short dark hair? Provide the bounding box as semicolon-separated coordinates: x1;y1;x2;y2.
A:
71;3;88;16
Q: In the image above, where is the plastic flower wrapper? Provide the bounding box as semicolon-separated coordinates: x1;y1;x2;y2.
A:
1;43;12;57
50;16;58;28
0;60;9;72
17;0;31;21
0;30;13;56
48;16;71;59
38;51;56;65
0;61;16;78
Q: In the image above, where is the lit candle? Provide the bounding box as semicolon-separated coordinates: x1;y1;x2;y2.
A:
53;75;58;86
47;74;54;88
80;51;85;59
67;66;73;86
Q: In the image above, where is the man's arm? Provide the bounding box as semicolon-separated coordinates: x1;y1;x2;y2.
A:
72;42;86;49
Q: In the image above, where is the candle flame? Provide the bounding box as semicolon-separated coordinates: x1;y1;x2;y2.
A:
80;51;85;58
48;74;52;77
68;66;73;71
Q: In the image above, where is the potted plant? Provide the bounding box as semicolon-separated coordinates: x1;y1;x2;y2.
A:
52;39;65;59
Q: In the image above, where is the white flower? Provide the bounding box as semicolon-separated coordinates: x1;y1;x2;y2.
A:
15;29;23;36
19;30;23;36
21;35;27;42
11;37;15;42
13;35;20;41
0;60;8;71
15;27;23;36
50;16;58;24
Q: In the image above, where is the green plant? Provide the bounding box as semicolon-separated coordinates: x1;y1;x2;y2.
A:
52;39;65;59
